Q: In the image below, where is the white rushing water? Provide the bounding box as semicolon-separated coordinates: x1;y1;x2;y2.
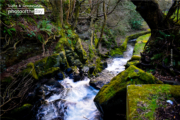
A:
106;43;134;75
36;42;135;120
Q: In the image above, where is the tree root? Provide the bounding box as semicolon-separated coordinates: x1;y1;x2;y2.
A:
0;47;13;55
13;40;21;50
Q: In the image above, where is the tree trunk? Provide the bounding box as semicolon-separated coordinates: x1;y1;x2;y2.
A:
73;1;80;29
96;1;107;50
50;0;63;27
66;0;70;24
60;0;63;26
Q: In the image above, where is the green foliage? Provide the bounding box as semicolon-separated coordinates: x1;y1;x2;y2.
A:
103;27;117;48
3;27;16;36
89;45;95;60
95;57;103;73
37;19;53;36
159;30;171;39
67;29;73;37
110;48;123;56
124;1;143;30
151;53;163;60
129;20;143;30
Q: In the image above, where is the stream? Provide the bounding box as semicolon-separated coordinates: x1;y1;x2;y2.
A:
36;41;135;120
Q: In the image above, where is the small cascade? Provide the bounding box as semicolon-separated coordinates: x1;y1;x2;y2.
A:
36;40;136;120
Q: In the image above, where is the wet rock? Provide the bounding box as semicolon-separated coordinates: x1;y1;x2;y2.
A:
45;78;63;88
94;65;163;119
102;62;108;69
27;92;36;104
82;66;89;73
89;66;95;74
69;73;74;79
60;63;66;71
55;72;64;80
74;74;81;82
65;68;73;75
90;70;114;89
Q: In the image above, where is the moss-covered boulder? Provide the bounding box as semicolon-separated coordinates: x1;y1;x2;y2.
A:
38;67;60;78
94;65;162;119
45;54;61;68
33;54;62;78
127;85;180;120
21;63;38;80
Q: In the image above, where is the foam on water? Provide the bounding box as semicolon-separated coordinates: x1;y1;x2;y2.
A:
106;44;134;75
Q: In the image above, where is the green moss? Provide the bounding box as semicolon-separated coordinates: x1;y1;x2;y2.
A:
55;37;68;52
110;47;124;57
133;33;151;55
22;62;38;80
11;104;32;116
94;65;162;104
130;55;141;61
95;57;103;73
127;85;180;120
94;33;99;48
45;53;60;69
126;60;139;68
110;31;151;56
38;67;60;78
75;38;87;64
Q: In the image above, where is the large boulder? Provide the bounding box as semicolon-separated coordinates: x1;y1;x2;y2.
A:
94;65;163;119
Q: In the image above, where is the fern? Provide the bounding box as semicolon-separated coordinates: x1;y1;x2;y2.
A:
151;53;163;60
159;31;170;38
3;27;16;36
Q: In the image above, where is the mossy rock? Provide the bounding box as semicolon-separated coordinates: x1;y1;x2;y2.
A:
92;58;103;76
73;59;82;67
38;67;60;78
94;65;162;118
21;62;38;80
127;85;180;120
45;54;61;69
129;55;141;61
34;53;62;78
74;38;87;64
55;36;75;53
110;30;150;57
11;104;32;118
133;33;151;55
125;60;140;68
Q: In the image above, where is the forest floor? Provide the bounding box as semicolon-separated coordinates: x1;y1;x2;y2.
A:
0;39;58;80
